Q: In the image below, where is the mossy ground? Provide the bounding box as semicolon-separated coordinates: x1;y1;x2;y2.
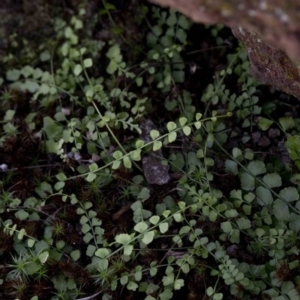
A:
1;1;300;300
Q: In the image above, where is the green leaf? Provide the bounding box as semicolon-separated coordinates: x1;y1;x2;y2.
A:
56;173;67;181
107;60;118;74
130;149;141;161
134;222;148;233
134;265;142;281
92;217;101;226
273;199;290;221
221;221;232;233
258;117;273;130
4;110;15;121
182;126;191;136
244;148;254;160
112;160;121;169
73;64;83;76
173;70;185;82
178;15;190;29
124;244;133;256
174;279;184;290
179;117;187;126
207;287;214;296
113;150;123;159
263;173;282;188
181;263;190;274
83;233;93;243
15;209;29;220
178;201;186;210
209;210;218;221
77;208;85;215
232;147;242;159
98;258;108;271
142;230;154;244
121;275;128;285
84;202;93;210
279;187;299;202
61;42;69;56
236;217;251;229
54;181;65;191
6;69;20;81
159;288;173;300
127;281;138;291
256;186;273;205
152;25;162;36
106;44;121;59
225;160;238;175
176;28;187;43
213;294;223;300
86;244;96;257
72;17;83;29
194;121;201;129
17;228;26;240
166;12;177;26
83;58;93;68
279;117;295;131
21;65;33;77
230;229;240;243
150;129;160;140
136;77;143;86
95;248;110;258
247;161;266;175
86;87;94;99
173;213;183;222
168;132;177;143
86;172;97;182
115;233;132;245
88;210;97;219
196;113;202;121
123;156;132;169
39;83;50;94
81;223;91;234
150;266;158;277
148;66;155;74
25;80;39;93
149;215;160;225
135;139;145;148
153;140;162;151
167;121;177;132
56;240;65;249
70;250;81;261
163;273;174;286
289;213;300;232
179;225;190;235
43;116;62;140
255;228;265;238
32;68;43;79
159;222;169;233
137;188;150;200
27;239;35;247
206;132;214;148
38;251;49;264
89;163;98;172
241;173;255;191
40;50;50;61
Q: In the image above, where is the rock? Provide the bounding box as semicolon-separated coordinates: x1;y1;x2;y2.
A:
232;27;300;99
140;119;170;185
142;155;170;185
